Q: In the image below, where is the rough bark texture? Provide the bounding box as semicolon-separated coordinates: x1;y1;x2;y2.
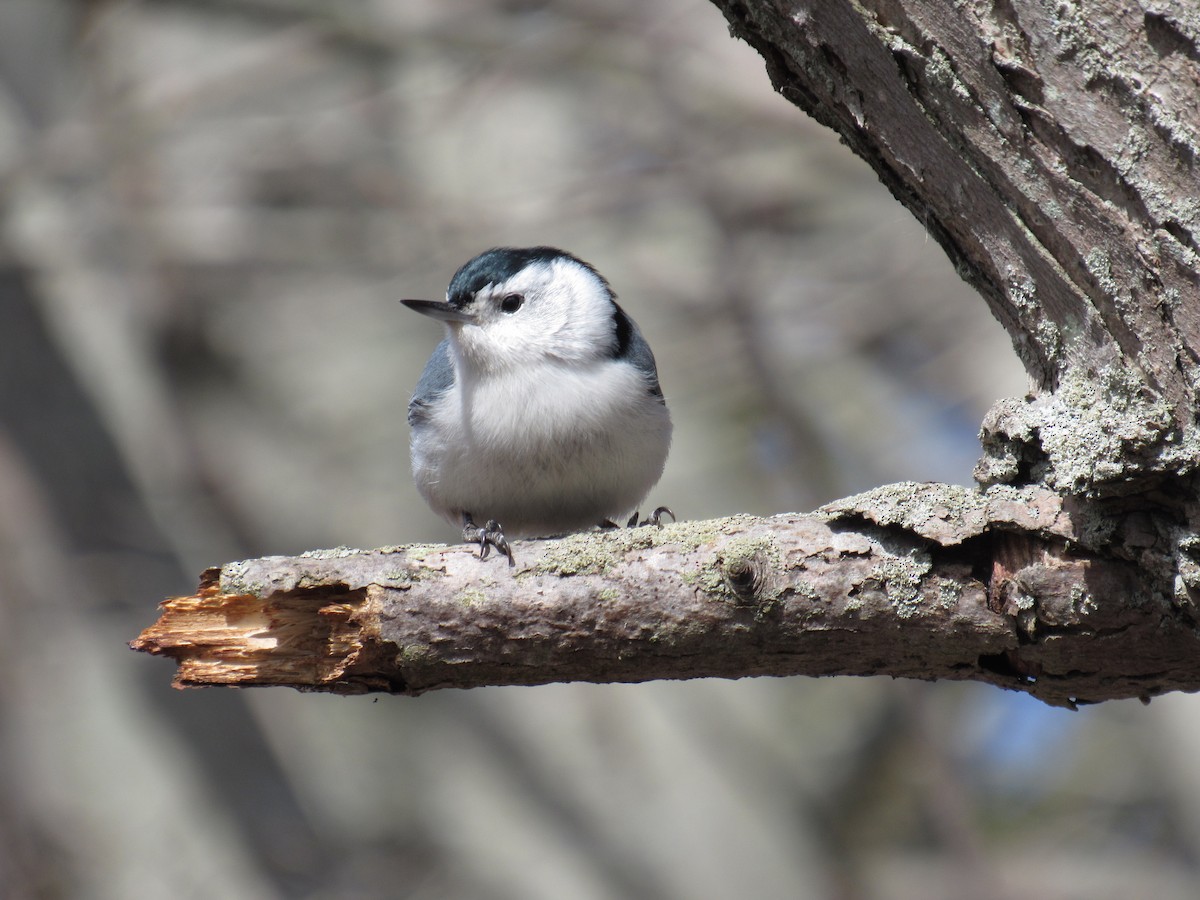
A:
131;482;1200;709
713;0;1200;420
132;0;1200;705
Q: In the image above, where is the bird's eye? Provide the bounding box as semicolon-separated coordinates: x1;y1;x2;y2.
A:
500;293;524;313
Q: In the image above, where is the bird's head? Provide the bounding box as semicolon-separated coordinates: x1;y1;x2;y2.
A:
403;247;619;373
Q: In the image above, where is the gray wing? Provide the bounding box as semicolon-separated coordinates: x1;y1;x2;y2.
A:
611;303;664;400
408;339;455;427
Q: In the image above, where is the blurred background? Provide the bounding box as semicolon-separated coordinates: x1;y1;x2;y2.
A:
1;1;1198;898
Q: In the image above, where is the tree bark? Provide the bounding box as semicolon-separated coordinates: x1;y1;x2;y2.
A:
131;482;1198;709
132;0;1200;705
714;0;1200;418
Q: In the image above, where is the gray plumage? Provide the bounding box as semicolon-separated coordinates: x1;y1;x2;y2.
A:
407;339;454;428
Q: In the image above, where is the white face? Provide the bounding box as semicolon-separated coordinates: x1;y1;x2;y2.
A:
449;257;616;373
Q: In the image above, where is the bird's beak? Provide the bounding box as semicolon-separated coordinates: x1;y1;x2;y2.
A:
401;299;475;323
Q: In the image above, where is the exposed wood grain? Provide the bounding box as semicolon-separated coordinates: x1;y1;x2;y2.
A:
131;484;1200;708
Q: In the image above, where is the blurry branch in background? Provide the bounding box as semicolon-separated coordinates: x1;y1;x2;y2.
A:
133;0;1200;706
706;193;846;506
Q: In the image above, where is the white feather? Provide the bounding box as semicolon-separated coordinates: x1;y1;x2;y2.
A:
410;251;672;537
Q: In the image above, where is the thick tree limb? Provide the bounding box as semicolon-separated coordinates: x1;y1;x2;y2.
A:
131;482;1200;709
711;0;1200;490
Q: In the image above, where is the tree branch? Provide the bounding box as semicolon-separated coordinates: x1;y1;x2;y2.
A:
130;482;1200;708
711;0;1200;489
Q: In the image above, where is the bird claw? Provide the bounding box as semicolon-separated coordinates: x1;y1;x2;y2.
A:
627;506;675;528
644;506;675;527
462;515;515;566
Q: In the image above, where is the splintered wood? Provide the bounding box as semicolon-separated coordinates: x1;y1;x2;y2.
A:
131;493;1200;707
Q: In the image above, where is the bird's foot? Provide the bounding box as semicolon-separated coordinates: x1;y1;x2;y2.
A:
462;514;515;566
626;506;675;528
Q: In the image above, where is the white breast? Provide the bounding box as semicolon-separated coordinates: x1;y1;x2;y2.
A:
411;359;671;537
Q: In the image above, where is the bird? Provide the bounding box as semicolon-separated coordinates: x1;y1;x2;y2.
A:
402;246;673;565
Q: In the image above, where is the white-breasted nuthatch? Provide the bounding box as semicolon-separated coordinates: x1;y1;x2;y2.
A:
403;247;673;564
